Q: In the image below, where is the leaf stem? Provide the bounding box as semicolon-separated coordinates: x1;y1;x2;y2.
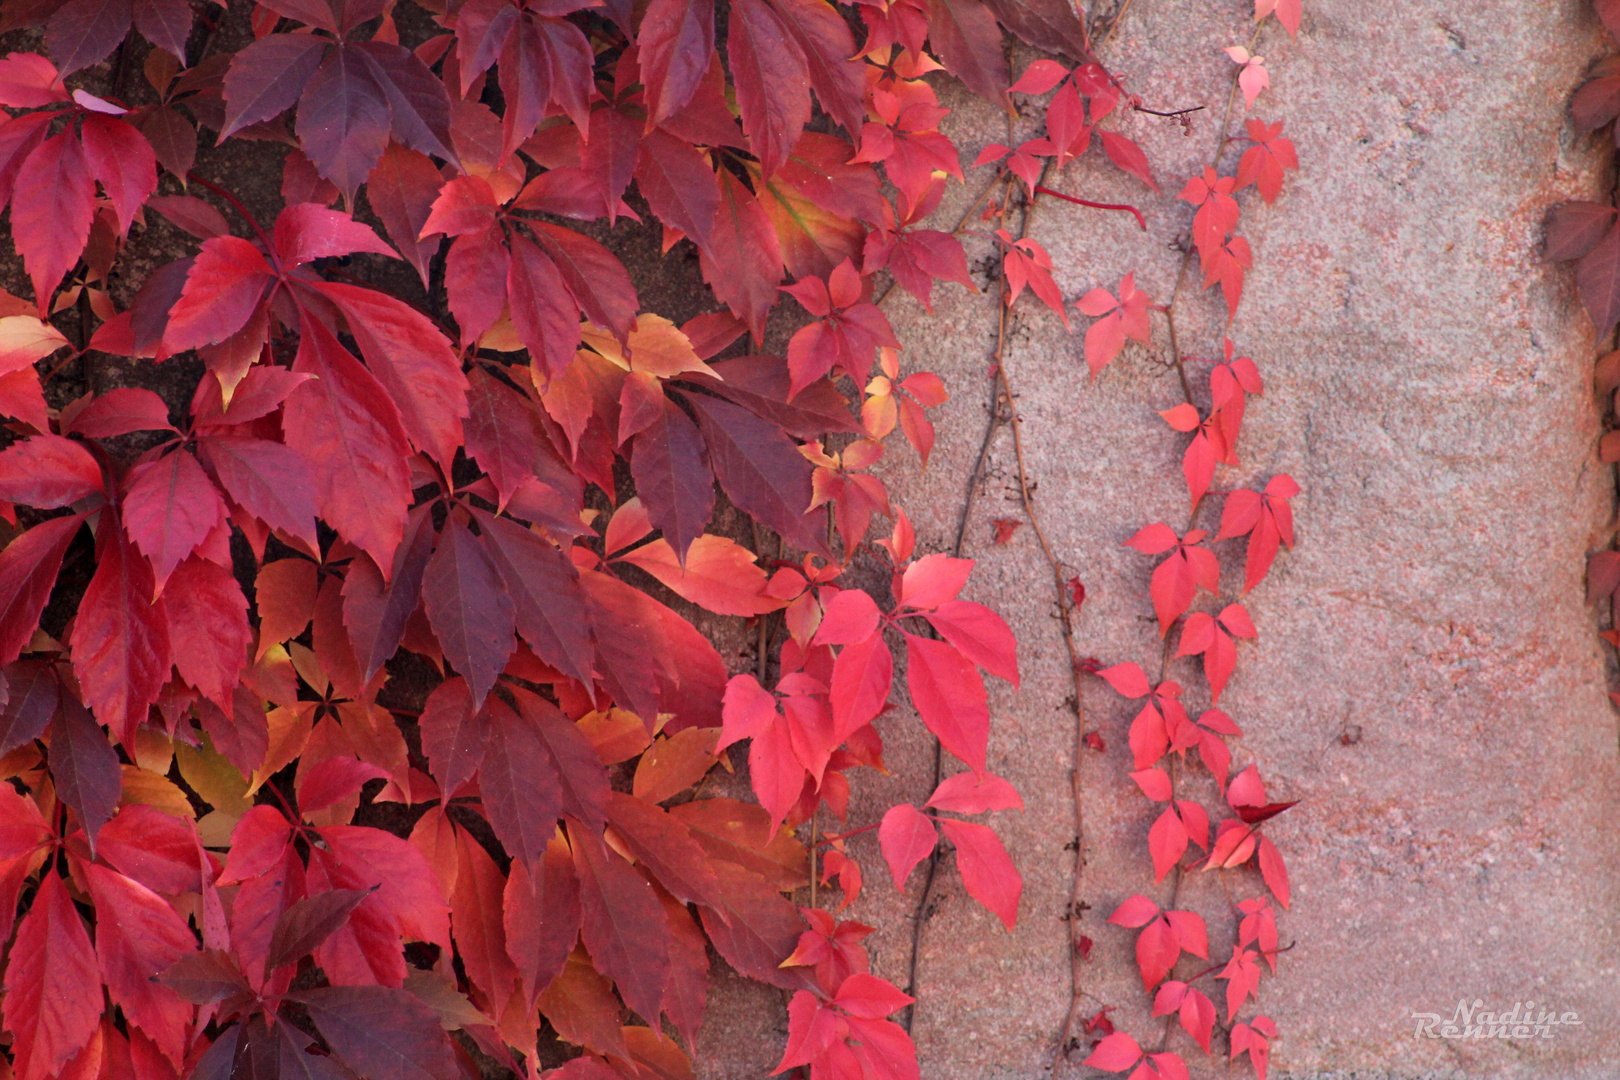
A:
186;172;276;256
1032;186;1147;231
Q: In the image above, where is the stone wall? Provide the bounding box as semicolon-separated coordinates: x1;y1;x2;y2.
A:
694;2;1620;1078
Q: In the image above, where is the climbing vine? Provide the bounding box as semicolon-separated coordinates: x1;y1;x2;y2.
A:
0;0;1308;1079
882;3;1306;1077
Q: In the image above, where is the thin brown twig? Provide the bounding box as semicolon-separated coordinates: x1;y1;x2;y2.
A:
1090;0;1137;51
938;158;1100;1078
901;170;1017;1036
1160;24;1263;408
1134;104;1207;119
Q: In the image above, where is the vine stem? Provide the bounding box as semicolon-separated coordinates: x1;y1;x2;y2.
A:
901;170;1018;1036
1160;24;1263;407
1146;24;1271;1058
1032;187;1147;230
186;173;277;258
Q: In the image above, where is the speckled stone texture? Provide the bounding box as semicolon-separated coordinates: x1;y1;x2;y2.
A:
695;2;1620;1078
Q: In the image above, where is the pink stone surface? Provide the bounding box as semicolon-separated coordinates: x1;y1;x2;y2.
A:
698;2;1620;1077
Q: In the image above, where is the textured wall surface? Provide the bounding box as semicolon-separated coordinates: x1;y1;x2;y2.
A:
698;2;1620;1078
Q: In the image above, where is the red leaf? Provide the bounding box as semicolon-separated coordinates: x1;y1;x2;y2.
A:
1134;915;1180;989
0;517;83;665
510;685;609;831
298;757;388;815
899;553;974;610
924;0;1010;106
877;802;936;889
295;985;459;1080
317;824;451;952
833;972;914;1019
904;633;989;776
985;0;1089;61
1148;805;1189;882
1082;1031;1142;1072
696;860;806;988
11;129;93;310
635;127;721;251
828;630;892;740
284;312;412;573
446;230;511;353
1130;767;1172;801
638;0;716;125
1099;130;1157;191
1107;895;1160;929
1179;987;1216;1053
473;510;597;687
69;513;171;744
925;771;1023;814
608;794;725;913
570;823;671;1026
417;677;489;799
1257;835;1290;909
451;827;518;1014
504;233;581;383
924;599;1018;686
0;435;103;508
50;692;120;855
481;697;564;868
584;105;641;221
341;505;435;682
83;864;194;1068
294;46;392;200
1097;661;1149;698
504;830;581;1010
630;399;714;562
273;203;398;269
99;804;212;896
0;54;67;108
196;436;320;552
79;115;156;235
264;887;370;972
768;0;866;137
1165;909;1207;959
658;887;710;1047
0;662;59;760
812;589;881;645
3;873;101;1080
618;534;780;616
463;365;545;514
221;33;330;138
121;450;225;591
164;237;273;353
422;514;516;708
700;170;784;342
527;221;638;342
686;392;830;558
65;387;173;438
314;282;467;471
939;819;1019;929
366;145;445;287
728;0;809;178
164;556;250;711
